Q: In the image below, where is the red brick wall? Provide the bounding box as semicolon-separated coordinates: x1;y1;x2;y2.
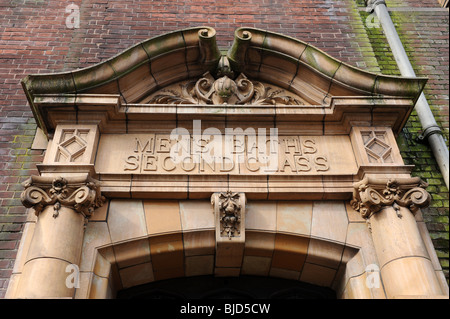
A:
0;0;448;297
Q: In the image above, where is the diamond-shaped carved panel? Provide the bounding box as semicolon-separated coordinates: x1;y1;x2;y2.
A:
362;131;393;164
55;129;89;163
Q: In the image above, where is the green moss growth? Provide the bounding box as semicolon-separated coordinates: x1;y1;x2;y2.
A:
360;6;449;281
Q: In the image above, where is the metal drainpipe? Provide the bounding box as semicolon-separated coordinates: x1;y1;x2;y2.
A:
366;0;449;189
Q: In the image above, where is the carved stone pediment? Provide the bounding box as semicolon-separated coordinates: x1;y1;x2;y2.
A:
143;72;306;106
21;26;427;136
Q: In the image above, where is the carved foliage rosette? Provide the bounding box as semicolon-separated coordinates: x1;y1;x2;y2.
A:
21;175;105;219
350;177;431;220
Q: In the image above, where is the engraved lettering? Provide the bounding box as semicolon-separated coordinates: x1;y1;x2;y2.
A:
234;135;245;154
201;127;223;164
157;138;171;153
180;156;197;172
134;138;154;153
295;155;311;172
170;127;191;164
314;155;329;171
267;137;279;154
280;155;297;172
142;155;157;171
200;157;216;172
119;131;334;175
245;155;260;172
302;139;317;154
195;138;210;153
161;155;176;171
220;156;235;172
283;138;301;154
246;136;257;154
124;155;139;171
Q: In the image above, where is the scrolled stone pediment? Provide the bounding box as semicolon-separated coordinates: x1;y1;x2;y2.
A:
21;26;427;137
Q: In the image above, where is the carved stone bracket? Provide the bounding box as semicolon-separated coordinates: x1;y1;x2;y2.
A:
21;175;105;219
211;191;246;239
350;177;431;220
211;191;246;268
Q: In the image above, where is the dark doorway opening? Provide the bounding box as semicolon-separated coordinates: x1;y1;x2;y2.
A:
117;275;336;299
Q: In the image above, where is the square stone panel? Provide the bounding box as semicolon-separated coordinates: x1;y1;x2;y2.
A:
113;238;151;269
311;201;348;243
241;256;271;276
119;262;154;289
149;233;184;272
144;200;182;235
80;222;111;272
271;233;309;271
276;201;313;235
305;238;344;269
185;255;214;277
179;200;214;231
108;200;147;243
183;230;215;257
244;231;275;257
246;201;277;232
90;200;109;222
299;263;336;287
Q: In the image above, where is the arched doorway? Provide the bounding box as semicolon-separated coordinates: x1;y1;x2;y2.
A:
74;198;375;299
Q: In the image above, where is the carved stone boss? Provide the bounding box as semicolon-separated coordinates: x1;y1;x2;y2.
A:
350;177;431;220
21;175;105;219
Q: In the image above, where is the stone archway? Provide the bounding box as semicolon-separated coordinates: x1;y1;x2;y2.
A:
75;198;376;299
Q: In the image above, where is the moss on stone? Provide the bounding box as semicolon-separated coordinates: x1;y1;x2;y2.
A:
360;4;449;280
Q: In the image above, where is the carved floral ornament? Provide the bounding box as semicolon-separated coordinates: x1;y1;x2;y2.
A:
350;177;431;219
211;191;243;239
146;72;305;106
21;175;105;219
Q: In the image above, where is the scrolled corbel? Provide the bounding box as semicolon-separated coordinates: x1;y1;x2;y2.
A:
211;191;246;240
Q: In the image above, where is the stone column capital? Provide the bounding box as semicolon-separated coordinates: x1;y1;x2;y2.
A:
21;175;105;218
350;177;431;219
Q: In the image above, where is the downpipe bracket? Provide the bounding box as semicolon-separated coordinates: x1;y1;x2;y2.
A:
416;125;445;144
365;0;387;13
